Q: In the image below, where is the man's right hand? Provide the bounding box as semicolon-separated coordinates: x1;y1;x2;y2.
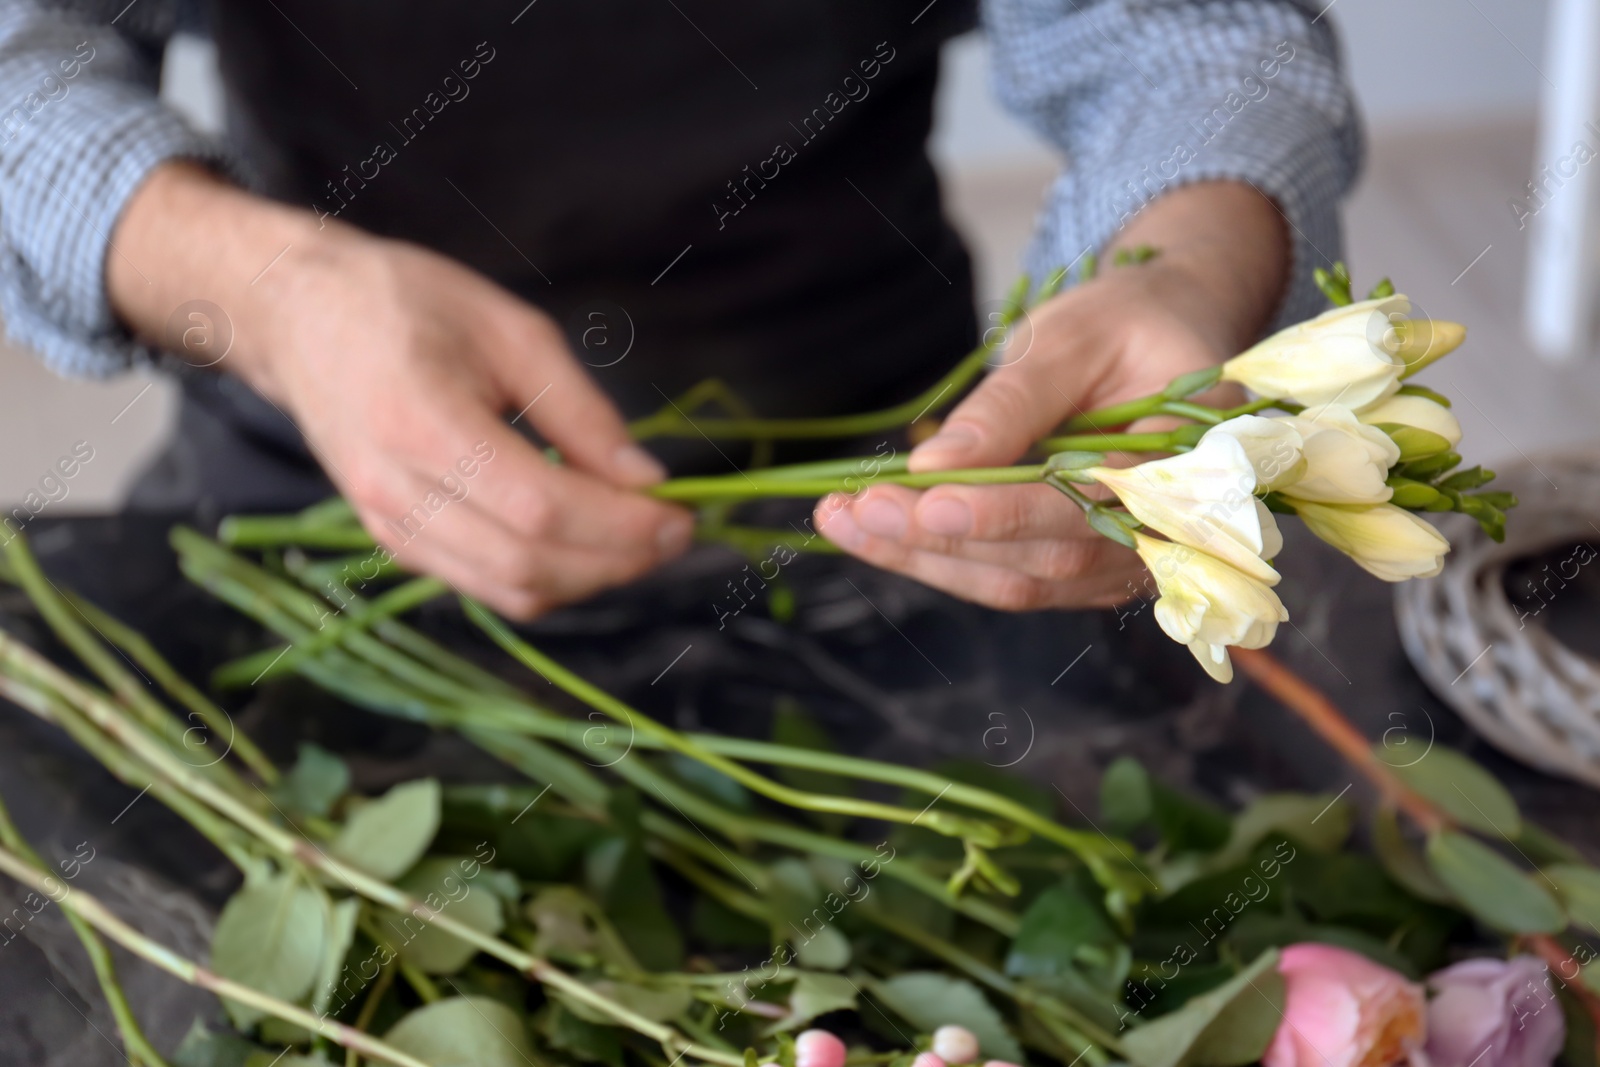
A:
108;163;693;618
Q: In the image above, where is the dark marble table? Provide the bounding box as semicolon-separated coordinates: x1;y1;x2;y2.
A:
0;512;1590;1065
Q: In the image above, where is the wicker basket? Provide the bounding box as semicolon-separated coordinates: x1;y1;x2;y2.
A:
1394;450;1600;787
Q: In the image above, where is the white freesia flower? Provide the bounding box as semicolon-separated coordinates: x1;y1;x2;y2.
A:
1221;296;1411;408
1203;414;1305;491
1134;532;1289;683
1356;393;1463;449
1293;501;1450;581
1088;433;1283;584
1270;404;1401;504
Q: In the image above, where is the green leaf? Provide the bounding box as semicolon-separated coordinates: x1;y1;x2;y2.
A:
666;752;752;813
585;836;683;970
539;1002;624;1067
1121;950;1284;1067
385;996;537;1067
275;742;350;818
310;896;360;1016
1426;831;1564;933
1150;783;1232;855
391;856;507;974
767;972;858;1034
1371;808;1452;905
1384;746;1521;838
1087;507;1137;549
1004;880;1127;993
1545;865;1600;934
245;1055;331;1067
1204;793;1352;873
872;972;1023;1063
330;778;441;880
768;857;851;970
1100;757;1153;835
210;871;329;1030
562;981;692;1025
174;1020;267;1067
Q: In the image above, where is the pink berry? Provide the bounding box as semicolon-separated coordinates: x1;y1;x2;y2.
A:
932;1026;979;1065
795;1029;848;1067
912;1054;947;1067
981;1061;1022;1067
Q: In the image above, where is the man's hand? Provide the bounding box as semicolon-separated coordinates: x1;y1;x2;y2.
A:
109;163;693;618
815;181;1291;611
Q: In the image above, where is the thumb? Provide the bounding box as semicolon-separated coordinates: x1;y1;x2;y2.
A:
908;362;1071;473
491;315;665;490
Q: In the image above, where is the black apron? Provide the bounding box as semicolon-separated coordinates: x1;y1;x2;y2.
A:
140;0;979;511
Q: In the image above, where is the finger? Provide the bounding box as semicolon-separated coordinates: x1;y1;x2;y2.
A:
841;485;1138;585
816;496;1138;611
908;326;1104;473
403;404;693;558
911;482;1100;542
485;305;665;488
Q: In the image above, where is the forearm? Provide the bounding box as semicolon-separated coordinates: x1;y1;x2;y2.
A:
1106;180;1290;357
106;161;323;387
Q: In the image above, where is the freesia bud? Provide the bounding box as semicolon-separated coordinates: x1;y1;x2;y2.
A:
1356;393;1462;449
1089;434;1283;584
1383;425;1455;462
1292;500;1450;581
1396;319;1467;377
1220;296;1410;408
1270;404;1400;505
1133;532;1289;683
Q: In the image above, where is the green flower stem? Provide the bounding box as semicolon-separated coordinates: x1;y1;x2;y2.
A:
863;906;1117;1061
461;596;1009;848
213;575;450;688
652;465;1046;503
193;531;1139;907
0;536;257;802
0;842;435;1067
1034;431;1186;455
218;515;374;550
294;550;406;591
0;629;748;1067
695;525;843;556
0;554;278;785
627;280;1036;444
0;791;173;1067
175;535;1025;937
0;671;256;872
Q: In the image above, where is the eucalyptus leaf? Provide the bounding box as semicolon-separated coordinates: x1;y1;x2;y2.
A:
1425;831;1564;933
245;1055;332;1067
563;980;691;1025
173;1020;266;1067
1544;864;1600;934
1204;793;1353;873
769;857;851;970
539;1001;624;1067
385;996;536;1067
1004;880;1126;993
765;972;858;1034
772;699;855;818
276;742;349;819
310;897;360;1016
210;871;328;1030
1385;747;1521;839
330;778;441;880
1100;757;1153;835
1122;950;1284;1067
1370;808;1451;905
871;972;1024;1063
585;835;683;970
392;856;506;974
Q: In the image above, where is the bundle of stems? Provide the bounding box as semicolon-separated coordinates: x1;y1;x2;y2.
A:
0;526;1134;1065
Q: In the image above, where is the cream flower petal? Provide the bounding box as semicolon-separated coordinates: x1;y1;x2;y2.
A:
1275;404;1401;505
1356;393;1463;449
1090;434;1281;585
1221;296;1410;408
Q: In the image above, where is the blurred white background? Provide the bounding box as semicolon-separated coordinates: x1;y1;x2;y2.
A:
1;0;1582;511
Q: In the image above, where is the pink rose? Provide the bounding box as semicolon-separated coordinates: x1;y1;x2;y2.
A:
1264;943;1427;1067
1421;957;1564;1067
